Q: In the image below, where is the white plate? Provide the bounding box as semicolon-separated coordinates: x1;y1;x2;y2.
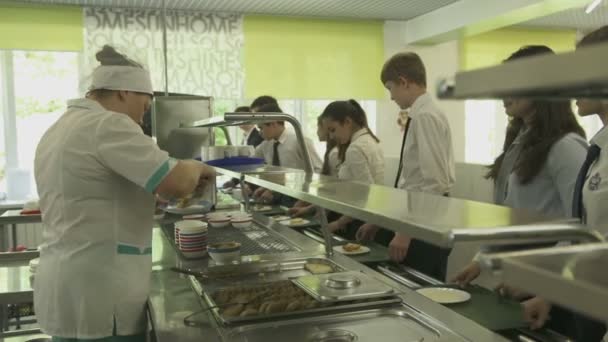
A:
415;287;471;304
270;215;291;221
332;245;370;255
278;218;310;227
252;205;273;212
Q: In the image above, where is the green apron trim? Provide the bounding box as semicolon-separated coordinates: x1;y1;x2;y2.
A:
144;158;174;193
117;244;152;255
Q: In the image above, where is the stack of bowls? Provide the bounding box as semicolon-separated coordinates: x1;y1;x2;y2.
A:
175;220;208;257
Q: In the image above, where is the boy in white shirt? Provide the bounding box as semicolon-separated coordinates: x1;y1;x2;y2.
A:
357;52;455;280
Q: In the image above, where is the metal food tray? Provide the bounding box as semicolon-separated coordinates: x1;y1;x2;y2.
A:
190;257;400;325
199;258;345;291
207;222;297;256
197;280;401;325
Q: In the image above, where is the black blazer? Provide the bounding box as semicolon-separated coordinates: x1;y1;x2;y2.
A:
247;128;264;147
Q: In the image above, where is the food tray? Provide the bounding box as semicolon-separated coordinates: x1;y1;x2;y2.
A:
199;258;345;289
198;280;401;325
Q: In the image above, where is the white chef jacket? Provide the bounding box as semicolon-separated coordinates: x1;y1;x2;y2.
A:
583;125;608;237
338;128;385;184
255;128;322;172
241;126;255;145
33;98;175;338
397;93;455;194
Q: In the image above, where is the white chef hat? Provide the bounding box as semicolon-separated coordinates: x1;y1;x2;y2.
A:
88;45;154;96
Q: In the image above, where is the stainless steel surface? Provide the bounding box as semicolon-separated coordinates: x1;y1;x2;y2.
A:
152;95;214;159
206;221;298;258
479;243;608;322
223;306;449;342
231;170;600;248
293;271;395;303
0;201;25;211
0;264;32;305
317;206;334;257
149;223;510;342
192;112;315;175
437;42;608;99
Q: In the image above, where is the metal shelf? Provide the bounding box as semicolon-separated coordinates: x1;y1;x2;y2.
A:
190;112;314;175
437;42;608;99
479;243;608;321
215;167;603;249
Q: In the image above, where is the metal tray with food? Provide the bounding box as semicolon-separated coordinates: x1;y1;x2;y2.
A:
195;257;346;289
201;279;401;325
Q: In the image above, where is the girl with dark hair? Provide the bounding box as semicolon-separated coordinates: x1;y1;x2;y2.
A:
454;45;587;283
321;100;385;236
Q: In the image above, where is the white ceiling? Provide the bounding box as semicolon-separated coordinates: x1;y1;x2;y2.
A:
522;2;608;31
14;0;460;20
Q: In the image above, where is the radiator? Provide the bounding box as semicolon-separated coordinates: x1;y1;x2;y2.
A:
7;223;43;249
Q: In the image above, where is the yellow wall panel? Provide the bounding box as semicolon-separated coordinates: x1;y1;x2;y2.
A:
244;16;385;99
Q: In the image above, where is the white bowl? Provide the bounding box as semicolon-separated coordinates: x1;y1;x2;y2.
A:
231;218;252;229
208;218;230;228
208;242;241;264
175;220;208;233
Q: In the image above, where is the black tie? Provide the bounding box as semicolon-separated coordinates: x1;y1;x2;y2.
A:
572;144;601;219
272;141;281;166
394;118;413;188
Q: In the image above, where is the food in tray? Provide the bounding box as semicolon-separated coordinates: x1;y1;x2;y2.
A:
342;243;362;252
304;262;334;274
252;204;272;211
212;281;321;318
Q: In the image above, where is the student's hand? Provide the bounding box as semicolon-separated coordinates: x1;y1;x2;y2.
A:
495;283;529;300
288;205;313;218
258;190;275;203
522;297;552;330
389;233;411;262
327;220;346;233
243;184;253;196
222;180;236;189
252;187;266;199
450;261;481;287
356;223;379;242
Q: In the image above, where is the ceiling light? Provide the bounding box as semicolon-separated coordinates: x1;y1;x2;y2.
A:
585;0;604;14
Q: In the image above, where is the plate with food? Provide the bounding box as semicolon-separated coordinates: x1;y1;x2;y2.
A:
164;200;213;215
269;215;291;221
278;217;310;227
252;204;273;212
333;243;370;255
415;287;471;304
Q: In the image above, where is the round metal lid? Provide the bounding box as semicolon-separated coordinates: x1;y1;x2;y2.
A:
324;274;361;289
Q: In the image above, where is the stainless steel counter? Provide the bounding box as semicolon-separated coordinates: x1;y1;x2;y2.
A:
0;263;32;305
148;220;510;342
220;168;600;248
479;243;608;322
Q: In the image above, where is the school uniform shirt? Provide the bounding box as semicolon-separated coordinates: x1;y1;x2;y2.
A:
242;127;264;147
582;126;608;237
255;128;322;172
498;132;588;218
397;93;455;194
327;146;341;177
338;128;385;184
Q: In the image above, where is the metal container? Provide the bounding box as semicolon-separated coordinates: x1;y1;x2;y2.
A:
223;306;443;341
292;271;395;303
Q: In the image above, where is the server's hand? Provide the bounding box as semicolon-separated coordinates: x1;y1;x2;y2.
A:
522;297;552;330
194;164;216;193
388;233;411;262
355;223;379;241
450;261;481;287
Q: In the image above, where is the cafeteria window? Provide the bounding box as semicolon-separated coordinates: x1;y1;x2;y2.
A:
464;99;603;165
0;50;80;199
